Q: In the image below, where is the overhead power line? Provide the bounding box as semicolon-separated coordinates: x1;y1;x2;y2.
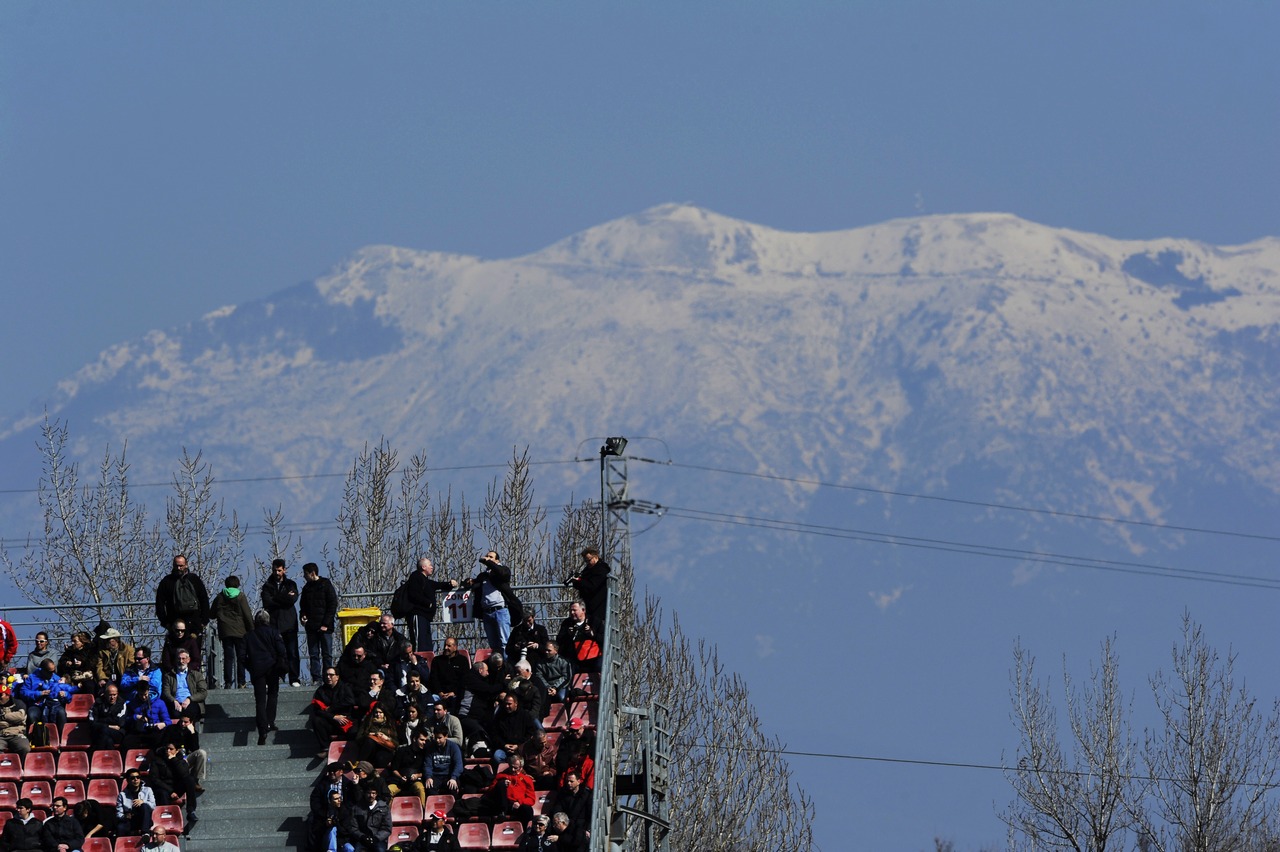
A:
656;459;1280;544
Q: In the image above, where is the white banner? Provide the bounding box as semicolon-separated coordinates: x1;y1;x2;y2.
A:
439;589;474;624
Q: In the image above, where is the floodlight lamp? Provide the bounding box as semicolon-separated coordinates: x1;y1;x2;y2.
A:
602;436;628;457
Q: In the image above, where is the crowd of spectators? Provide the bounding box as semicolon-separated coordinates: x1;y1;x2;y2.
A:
305;547;609;852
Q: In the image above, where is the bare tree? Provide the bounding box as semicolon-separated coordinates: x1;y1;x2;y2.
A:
1002;636;1135;851
1134;613;1280;852
425;486;477;582
0;417;164;642
329;440;401;604
166;447;245;593
479;447;551;583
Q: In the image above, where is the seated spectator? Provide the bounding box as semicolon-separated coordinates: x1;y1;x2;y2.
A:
141;825;182;852
160;620;203;674
94;626;134;688
555;720;595;790
364;614;409;671
385;727;432;807
545;811;584;852
556;603;600;675
127;681;172;748
487;693;539;767
161;649;208;721
339;782;391;852
337;644;376;691
57;630;98;690
18;657;73;725
24;631;56;675
0;683;31;756
90;681;130;749
393;669;433;721
417;809;461;851
117;770;156;836
400;701;426;743
309;666;361;754
450;753;535;825
534;641;571;704
349;704;400;772
428;701;464;750
425;636;467;712
361;670;390;718
311;786;351;852
159;712;209;793
387;642;430;696
43;795;86;852
506;659;549;723
1;798;44;852
74;796;110;844
517;814;553;851
484;652;511;690
506;609;549;666
121;646;164;696
147;740;199;831
422;725;463;796
455;660;501;754
519;729;559;789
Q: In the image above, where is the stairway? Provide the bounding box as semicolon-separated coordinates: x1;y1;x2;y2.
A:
183;682;322;851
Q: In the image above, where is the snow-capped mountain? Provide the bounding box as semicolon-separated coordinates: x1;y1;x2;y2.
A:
3;203;1277;546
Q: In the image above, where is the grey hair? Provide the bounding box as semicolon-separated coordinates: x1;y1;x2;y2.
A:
254;609;270;626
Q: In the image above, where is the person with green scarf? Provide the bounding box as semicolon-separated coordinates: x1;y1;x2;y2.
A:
210;575;254;689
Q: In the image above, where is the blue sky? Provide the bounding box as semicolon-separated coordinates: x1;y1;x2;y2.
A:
3;3;1279;849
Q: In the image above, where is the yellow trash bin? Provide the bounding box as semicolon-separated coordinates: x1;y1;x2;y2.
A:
337;607;383;646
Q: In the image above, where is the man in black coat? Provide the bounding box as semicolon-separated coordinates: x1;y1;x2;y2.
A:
155;554;211;634
148;740;200;831
0;798;43;852
299;562;339;685
567;547;611;635
426;636;468;712
245;610;287;745
43;796;85;852
404;557;458;653
262;558;301;687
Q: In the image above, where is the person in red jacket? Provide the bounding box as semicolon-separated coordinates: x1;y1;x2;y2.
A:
454;753;536;826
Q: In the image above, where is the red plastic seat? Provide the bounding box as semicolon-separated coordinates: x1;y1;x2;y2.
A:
0;753;20;781
60;722;92;750
473;647;492;664
415;651;434;667
571;672;597;696
424;794;455;818
390;794;424;825
122;749;150;774
326;740;353;765
57;750;91;779
113;837;145;852
151;803;184;834
82;838;113;852
531;789;553;817
66;693;95;722
90;750;124;778
23;751;56;780
55;778;86;805
454;648;471;665
456;822;490;849
21;778;53;807
0;781;18;809
491;820;524;848
390;825;420;846
87;777;120;807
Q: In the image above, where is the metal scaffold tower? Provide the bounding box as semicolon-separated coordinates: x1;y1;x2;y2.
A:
592;437;671;852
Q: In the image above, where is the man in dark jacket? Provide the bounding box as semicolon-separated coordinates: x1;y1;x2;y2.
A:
365;614;409;671
155;554;210;634
43;796;85;852
340;783;391;852
209;575;254;689
245;610;287;745
567;547;611;635
404;557;458;653
147;740;199;831
488;693;539;766
262;558;301;687
0;798;43;852
426;637;467;712
470;550;523;654
90;681;129;749
299;562;339;685
308;667;361;753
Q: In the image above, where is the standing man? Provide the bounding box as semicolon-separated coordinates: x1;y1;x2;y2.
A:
299;562;339;685
470;550;523;654
405;557;457;653
209;575;254;690
262;558;301;687
244;610;286;745
568;547;611;635
155;554;210;635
